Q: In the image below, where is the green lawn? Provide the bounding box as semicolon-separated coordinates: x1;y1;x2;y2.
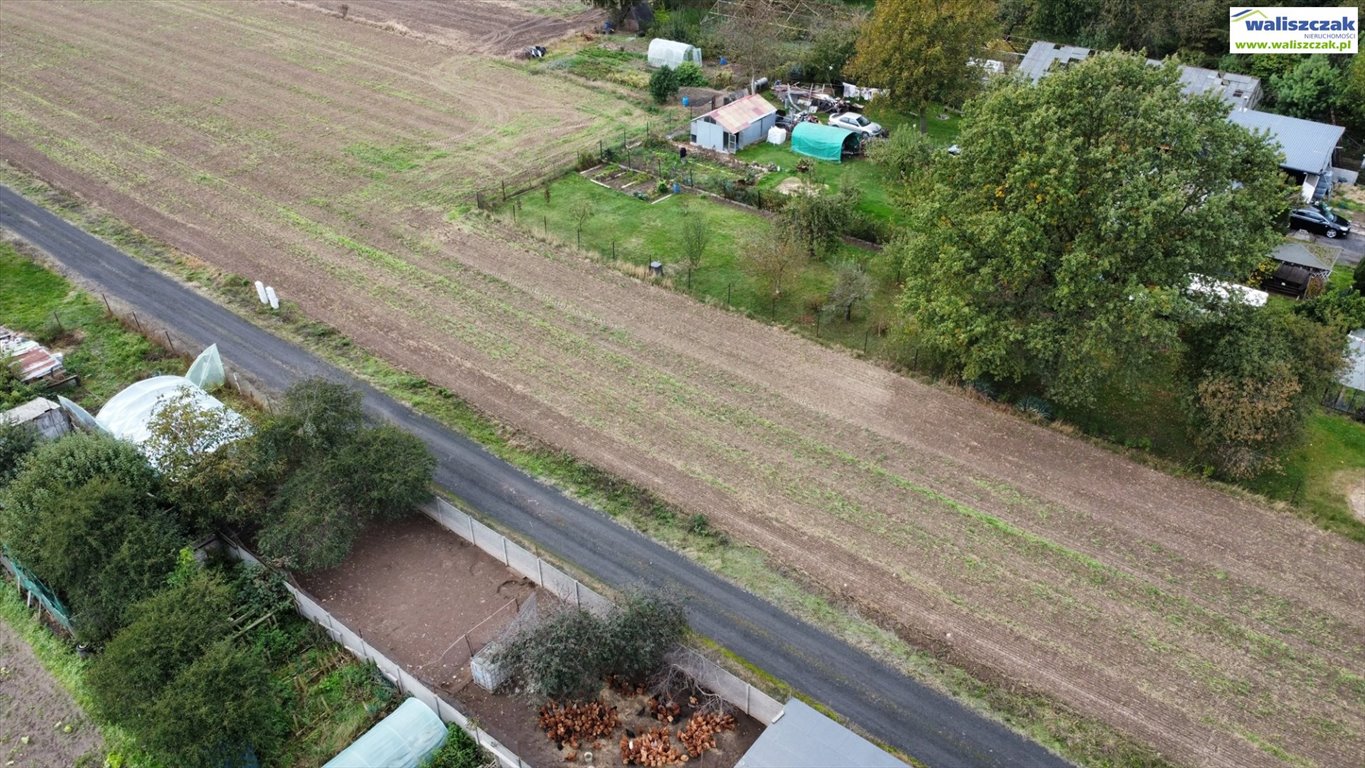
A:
1246;411;1365;542
501;172;899;353
739;142;904;229
0;242;174;410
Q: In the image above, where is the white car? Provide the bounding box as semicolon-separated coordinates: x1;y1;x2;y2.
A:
828;112;885;138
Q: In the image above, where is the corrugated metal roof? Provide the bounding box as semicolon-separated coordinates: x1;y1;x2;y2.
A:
696;93;776;134
1228;110;1344;175
1019;41;1261;110
735;700;907;768
1272;240;1339;272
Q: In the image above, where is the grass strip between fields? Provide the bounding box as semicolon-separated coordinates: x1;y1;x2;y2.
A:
0;166;1180;768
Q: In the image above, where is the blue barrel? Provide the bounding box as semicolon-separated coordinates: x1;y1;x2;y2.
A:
719;56;728;65
681;96;690;106
672;182;681;193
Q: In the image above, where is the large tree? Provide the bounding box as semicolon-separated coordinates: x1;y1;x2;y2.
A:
1;433;184;643
252;379;434;572
892;52;1288;407
1183;303;1344;479
846;0;998;133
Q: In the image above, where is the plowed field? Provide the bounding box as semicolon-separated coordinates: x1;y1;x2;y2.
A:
2;3;1363;767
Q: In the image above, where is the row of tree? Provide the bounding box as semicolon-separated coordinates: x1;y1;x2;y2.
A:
0;377;438;765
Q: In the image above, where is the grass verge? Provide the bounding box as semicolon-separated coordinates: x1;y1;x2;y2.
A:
0;166;1178;768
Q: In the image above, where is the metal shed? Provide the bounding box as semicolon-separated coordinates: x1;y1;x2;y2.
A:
790;122;859;163
735;699;907;768
689;94;778;154
647;38;701;69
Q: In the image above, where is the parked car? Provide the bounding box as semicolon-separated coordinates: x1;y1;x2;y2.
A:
828;112;886;138
1289;205;1351;239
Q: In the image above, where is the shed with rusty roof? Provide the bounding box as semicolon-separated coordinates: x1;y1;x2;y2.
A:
689;94;778;154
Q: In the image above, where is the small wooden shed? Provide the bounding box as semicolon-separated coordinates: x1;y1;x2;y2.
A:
689;94;778;154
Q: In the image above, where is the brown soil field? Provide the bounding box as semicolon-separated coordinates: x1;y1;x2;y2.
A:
0;619;103;768
289;0;605;55
298;515;537;693
3;2;1364;767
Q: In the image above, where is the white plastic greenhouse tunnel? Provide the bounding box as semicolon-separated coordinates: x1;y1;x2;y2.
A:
82;345;247;458
323;698;448;768
647;38;701;68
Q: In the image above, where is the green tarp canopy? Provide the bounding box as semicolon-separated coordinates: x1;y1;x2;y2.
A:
791;123;859;163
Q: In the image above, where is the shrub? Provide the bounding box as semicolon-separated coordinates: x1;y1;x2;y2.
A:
494;591;689;699
602;592;687;684
88;574;234;725
675;61;707;88
253;379;435;572
576;150;600;171
1;434;184;643
141;641;282;768
0;420;37;486
421;725;489;768
492;607;607;699
1016;396;1055;422
649;65;680;105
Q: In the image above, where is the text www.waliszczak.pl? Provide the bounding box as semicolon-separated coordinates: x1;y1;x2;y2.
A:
1232;39;1354;50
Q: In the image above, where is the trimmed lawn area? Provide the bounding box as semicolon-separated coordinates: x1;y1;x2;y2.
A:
501;172;900;353
740;142;904;229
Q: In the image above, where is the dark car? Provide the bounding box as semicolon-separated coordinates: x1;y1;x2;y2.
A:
1289;206;1351;239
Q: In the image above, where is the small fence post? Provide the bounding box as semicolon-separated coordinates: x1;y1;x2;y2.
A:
130;311;143;333
863;328;870;354
611;239;616;261
50;311;63;333
102;293;112;316
501;537;509;565
544;215;548;235
574;580;582;607
163;329;176;354
537;558;544;587
501;180;506;201
468;513;476;542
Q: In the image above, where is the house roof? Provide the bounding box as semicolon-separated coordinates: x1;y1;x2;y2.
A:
695;94;776;134
1272;241;1339;272
1228;110;1344;175
735;700;906;768
1019;41;1261;110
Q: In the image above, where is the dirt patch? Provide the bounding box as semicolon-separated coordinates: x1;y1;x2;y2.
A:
1335;469;1365;523
774;176;824;196
4;3;1365;766
0;619;103;768
297;515;535;691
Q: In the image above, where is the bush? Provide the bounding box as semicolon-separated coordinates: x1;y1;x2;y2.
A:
649;65;680;105
253;379;435;572
675;61;707;88
1016;396;1055;422
88;575;234;724
422;725;489;768
492;607;606;699
141;641;282;768
493;591;688;699
0;420;37;486
602;592;687;684
1;434;185;643
576;150;600;171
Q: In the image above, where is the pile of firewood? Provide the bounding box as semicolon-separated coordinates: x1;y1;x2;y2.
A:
646;696;682;724
620;727;687;766
678;712;737;756
538;700;620;751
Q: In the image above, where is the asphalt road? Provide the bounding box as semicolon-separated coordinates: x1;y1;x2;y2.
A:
1;184;1069;768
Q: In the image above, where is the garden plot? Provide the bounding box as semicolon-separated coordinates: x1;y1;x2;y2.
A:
583;164;671;202
5;2;1365;766
297;515;537;693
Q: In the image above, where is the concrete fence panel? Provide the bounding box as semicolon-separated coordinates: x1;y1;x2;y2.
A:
505;539;540;582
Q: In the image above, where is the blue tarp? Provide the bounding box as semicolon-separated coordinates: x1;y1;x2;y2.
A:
324;698;447;768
